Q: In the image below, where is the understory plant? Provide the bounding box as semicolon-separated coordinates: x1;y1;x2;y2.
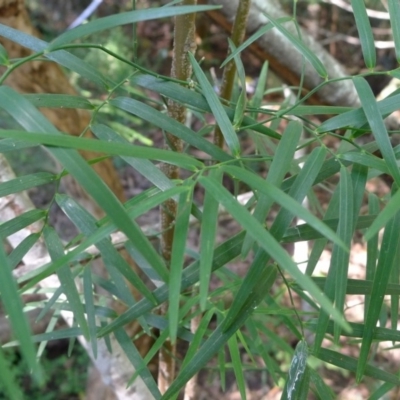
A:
0;1;400;399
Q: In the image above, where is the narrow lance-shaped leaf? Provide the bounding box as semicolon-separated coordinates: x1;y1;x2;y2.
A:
43;226;90;340
0;42;8;66
333;167;354;342
0;87;170;283
0;23;111;88
130;73;281;140
0;129;202;171
189;52;241;156
169;186;194;344
0;242;43;383
264;13;328;78
228;335;247;400
317;93;400;133
228;39;247;130
351;0;376;68
353;76;400;187
92;124;174;191
83;267;97;358
0;172;56;198
365;193;380;318
388;0;400;62
221;17;292;68
199;170;221;311
199;174;349;331
48;5;220;49
114;328;161;399
242;120;302;257
357;200;400;382
365;187;400;240
97;232;246;338
56;194;156;313
0;209;45;239
161;264;277;399
317;348;400;385
281;340;309;400
108;97;229;163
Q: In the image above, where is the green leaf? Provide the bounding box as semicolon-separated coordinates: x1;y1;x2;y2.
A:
0;209;45;239
48;5;220;49
108;97;227;163
169;186;194;343
353;77;400;187
0;129;202;171
309;369;335;400
317;93;400;133
220;17;292;68
20;186;185;292
199;170;221;311
340;152;388;174
0;241;43;383
250;61;268;119
242;120;302;257
281;340;309;400
43;226;90;340
334;167;354;342
0;42;9;66
388;0;400;62
24;94;94;110
0;86;170;285
0;24;111;88
199;174;349;331
181;309;215;369
130;73;281;140
8;233;41;270
282;215;376;244
222;164;346;250
365;193;380;318
56;194;157;310
313;167;354;351
351;0;376;68
228;39;247;129
92;124;174;191
0;172;56;197
264;13;327;78
365;187;400;240
228;335;247;400
357;203;400;381
316;348;400;385
0;347;24;400
97;232;246;337
114;328;161;399
189;53;241;156
83;267;98;358
0;138;38;153
162;265;277;399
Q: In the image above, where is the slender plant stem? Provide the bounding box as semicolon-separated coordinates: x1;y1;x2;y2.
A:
213;0;252;149
159;0;197;394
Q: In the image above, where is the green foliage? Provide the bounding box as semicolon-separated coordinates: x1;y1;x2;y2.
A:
0;2;400;399
0;342;89;400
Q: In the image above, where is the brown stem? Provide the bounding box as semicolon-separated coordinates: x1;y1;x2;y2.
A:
159;0;197;394
213;0;252;149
